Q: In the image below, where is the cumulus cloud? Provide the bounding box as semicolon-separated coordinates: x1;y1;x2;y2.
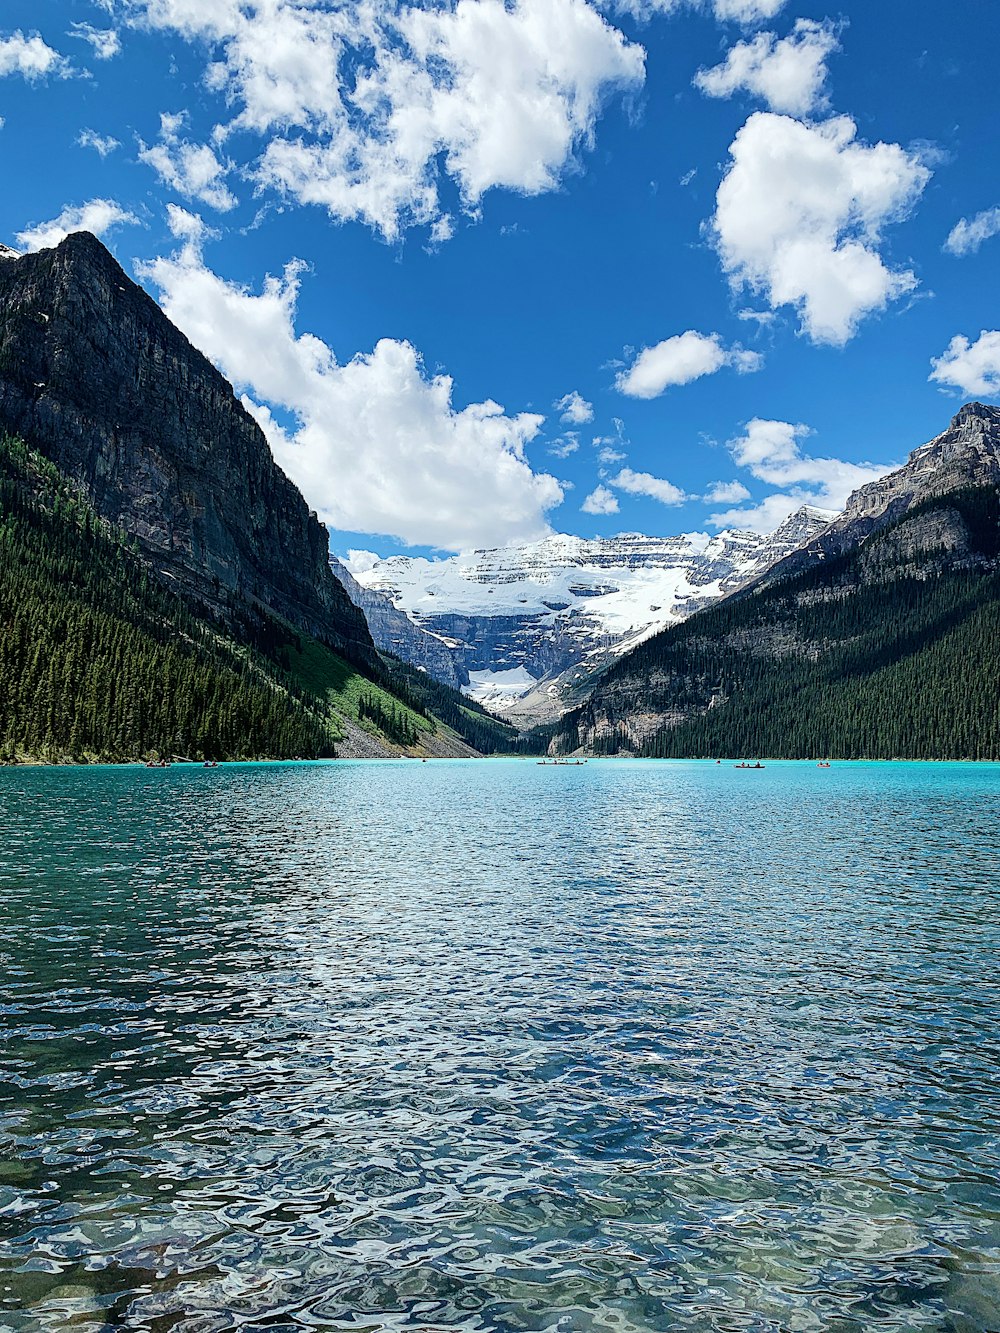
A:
125;0;645;239
944;208;1000;258
165;203;217;244
69;23;121;60
138;237;563;551
555;389;595;424
139;112;237;212
0;30;69;79
616;330;762;398
929;331;1000;398
694;19;839;117
712;0;787;20
611;467;686;505
78;128;120;157
581;484;619;514
16;198;140;251
708;417;891;530
609;1;787;25
548;434;581;458
710;113;930;346
702;479;750;503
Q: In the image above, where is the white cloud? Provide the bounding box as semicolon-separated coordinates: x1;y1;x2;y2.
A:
616;330;762;398
581;484;619;514
139;238;563;551
929;331;1000;398
712;0;786;20
69;23;121;60
345;549;381;576
127;0;645;239
598;445;626;463
78;128;120;157
702;479;750;503
609;1;787;25
694;19;839;117
0;30;69;79
139;112;237;212
710;492;820;532
710;113;930;345
165;203;217;244
555;389;594;424
16;198;140;251
611;467;686;505
708;417;891;530
944;207;1000;258
429;215;454;246
548;434;581;458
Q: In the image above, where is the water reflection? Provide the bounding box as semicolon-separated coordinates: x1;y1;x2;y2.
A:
1;760;999;1331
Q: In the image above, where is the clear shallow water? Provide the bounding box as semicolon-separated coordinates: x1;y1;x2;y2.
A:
1;759;999;1333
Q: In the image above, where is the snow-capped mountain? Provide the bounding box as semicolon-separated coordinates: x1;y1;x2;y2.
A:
344;506;835;721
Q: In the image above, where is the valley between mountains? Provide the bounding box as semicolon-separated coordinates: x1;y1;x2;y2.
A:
1;233;998;763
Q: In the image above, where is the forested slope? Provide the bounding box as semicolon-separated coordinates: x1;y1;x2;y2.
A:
553;487;1000;761
0;435;518;763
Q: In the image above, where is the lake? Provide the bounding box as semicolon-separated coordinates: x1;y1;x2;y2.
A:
1;759;998;1332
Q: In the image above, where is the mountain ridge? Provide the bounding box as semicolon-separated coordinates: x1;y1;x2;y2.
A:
0;231;375;666
0;233;514;761
550;405;1000;759
349;504;835;720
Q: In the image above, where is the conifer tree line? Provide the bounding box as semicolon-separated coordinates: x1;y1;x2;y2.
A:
557;486;1000;761
0;434;531;762
0;434;338;762
376;655;526;754
357;692;420;746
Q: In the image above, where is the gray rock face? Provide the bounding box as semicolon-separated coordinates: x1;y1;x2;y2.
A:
0;232;375;665
329;558;466;688
353;506;834;720
762;402;1000;584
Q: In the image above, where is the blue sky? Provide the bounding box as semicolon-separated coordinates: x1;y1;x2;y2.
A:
2;0;999;560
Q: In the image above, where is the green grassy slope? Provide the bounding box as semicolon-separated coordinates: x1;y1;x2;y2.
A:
0;435;525;762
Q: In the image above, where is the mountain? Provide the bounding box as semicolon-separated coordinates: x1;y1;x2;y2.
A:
0;232;373;665
551;405;1000;761
0;234;515;762
350;506;834;721
330;556;465;689
759;401;1000;584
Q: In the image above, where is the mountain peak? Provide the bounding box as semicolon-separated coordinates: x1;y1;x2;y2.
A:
951;400;1000;430
0;229;376;665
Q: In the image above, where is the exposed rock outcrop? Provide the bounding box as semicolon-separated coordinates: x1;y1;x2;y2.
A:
352;505;834;720
551;407;1000;757
330;557;466;688
761;403;1000;585
0;232;375;665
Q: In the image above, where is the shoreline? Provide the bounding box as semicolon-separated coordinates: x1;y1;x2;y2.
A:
2;754;998;771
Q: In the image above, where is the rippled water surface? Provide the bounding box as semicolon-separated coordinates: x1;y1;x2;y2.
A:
1;759;999;1332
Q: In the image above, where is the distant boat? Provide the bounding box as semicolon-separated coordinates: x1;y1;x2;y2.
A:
734;762;765;769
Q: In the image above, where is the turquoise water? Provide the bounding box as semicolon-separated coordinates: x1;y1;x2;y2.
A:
1;759;999;1332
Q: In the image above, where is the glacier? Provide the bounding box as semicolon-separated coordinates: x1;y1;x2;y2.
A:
338;506;835;722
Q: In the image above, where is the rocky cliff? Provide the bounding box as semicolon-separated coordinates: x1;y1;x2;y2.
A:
760;403;1000;585
330;557;466;688
551;407;1000;758
0;232;375;665
351;506;833;720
